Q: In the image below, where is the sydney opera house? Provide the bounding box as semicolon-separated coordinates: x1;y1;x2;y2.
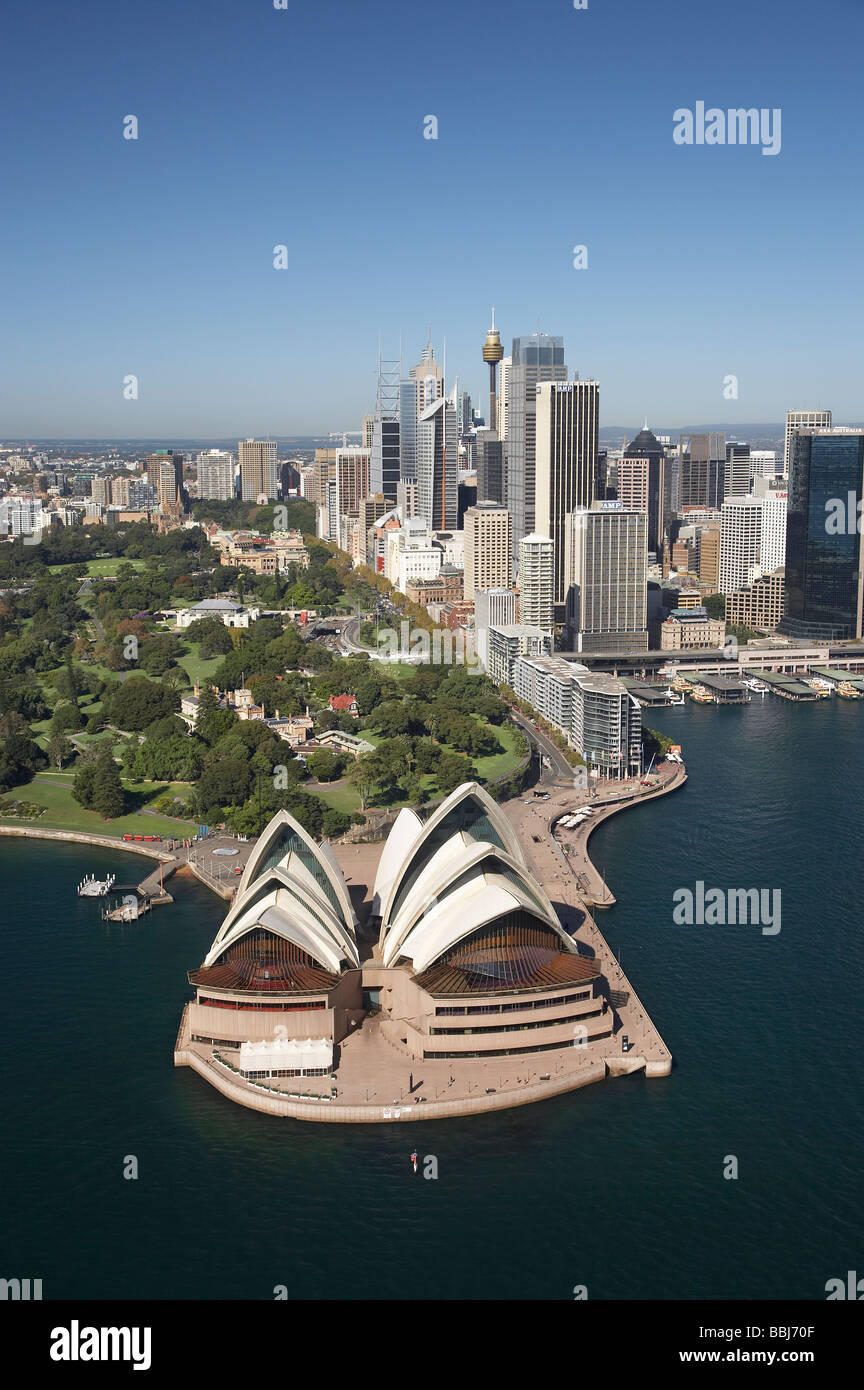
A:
176;782;623;1115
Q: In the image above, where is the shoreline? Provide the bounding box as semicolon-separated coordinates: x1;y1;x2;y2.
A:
0;824;237;903
0;792;679;1125
557;763;688;908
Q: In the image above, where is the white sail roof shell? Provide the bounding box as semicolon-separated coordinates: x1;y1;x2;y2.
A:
386;870;566;974
380;835;562;964
235;808;357;931
209;859;360;968
371;805;423;916
376;782;525;930
204;880;346;974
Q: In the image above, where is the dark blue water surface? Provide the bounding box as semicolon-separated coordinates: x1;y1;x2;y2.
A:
1;696;862;1300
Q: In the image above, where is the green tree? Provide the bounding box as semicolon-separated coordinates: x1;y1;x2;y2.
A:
306;750;345;783
91;750;126;819
105;674;180;731
51;698;84;734
47;733;74;769
72;759;98;809
347;755;380;811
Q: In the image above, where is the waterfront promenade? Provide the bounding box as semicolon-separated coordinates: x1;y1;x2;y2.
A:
0;824;250;902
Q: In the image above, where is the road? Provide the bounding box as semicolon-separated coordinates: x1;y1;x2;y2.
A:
510;710;574;784
340;617;376;657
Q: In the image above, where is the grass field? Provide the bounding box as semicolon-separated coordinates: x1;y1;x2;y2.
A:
2;772;196;839
308;780;361;814
467;721;525;780
176;641;223;691
47;557;148;576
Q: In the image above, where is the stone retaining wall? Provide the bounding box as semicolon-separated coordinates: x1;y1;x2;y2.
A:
174;1046;610;1123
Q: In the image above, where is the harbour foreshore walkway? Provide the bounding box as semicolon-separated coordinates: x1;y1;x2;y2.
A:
0;825;246;902
514;761;687;908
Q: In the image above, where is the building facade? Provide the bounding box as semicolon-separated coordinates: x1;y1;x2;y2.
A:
197;450;235;501
784;409;831;475
486;623;551;686
780;428;864;640
239;439;278;502
535;379;599;602
517;533;554;635
505;333;567;560
463;503;511;601
565;504;648;652
417;395;459;533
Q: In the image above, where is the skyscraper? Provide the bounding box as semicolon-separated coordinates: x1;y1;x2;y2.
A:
334;447;371;517
725;442;751;499
623;427;666;552
505;333;568;560
475;431;505;505
463;503;511;601
617;456;649;515
197;449;235;501
750;450;777;483
371;351;401;501
153;451;185;513
780;428;864;640
565;503;648;652
535;379;598;602
784;409;832;475
497;356;510;439
239;439;278;501
416;393;459;532
679;433;725;510
90;476;111;507
410;336;443;418
371;418;400;503
719;496;763;593
398;376;416;482
752;478;788;573
698;527;720;590
518;533;554;635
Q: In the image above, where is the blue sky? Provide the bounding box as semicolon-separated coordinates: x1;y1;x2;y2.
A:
1;0;861;437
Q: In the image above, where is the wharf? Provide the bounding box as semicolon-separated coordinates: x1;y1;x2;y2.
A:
761;674;818;701
691;673;749;703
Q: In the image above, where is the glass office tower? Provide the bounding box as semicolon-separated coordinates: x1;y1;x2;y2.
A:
780;430;864;640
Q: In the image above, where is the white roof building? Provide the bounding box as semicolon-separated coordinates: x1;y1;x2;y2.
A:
204;810;359;976
373;782;574;972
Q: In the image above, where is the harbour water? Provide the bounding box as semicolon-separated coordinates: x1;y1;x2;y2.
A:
1;695;862;1300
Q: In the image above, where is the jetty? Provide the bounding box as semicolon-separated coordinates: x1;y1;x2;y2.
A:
761;673;819;701
77;872;116;897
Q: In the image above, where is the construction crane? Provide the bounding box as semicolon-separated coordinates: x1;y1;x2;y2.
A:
327;432;362;447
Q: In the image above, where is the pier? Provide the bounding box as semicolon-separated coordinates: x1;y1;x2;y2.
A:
690;673;749;704
760;674;819;701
